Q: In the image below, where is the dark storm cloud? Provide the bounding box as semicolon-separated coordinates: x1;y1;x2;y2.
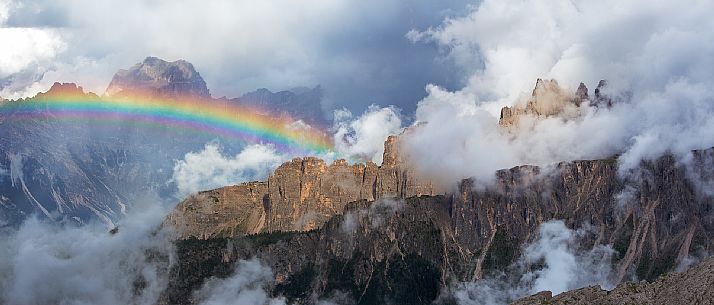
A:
0;0;473;114
314;0;470;113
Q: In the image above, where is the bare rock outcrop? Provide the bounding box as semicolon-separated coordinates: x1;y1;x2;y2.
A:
105;56;210;98
499;79;612;127
593;79;614;107
35;82;96;99
165;135;440;238
499;79;583;126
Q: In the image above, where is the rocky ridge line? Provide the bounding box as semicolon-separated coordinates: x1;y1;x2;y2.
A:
165;135;440;238
162;148;714;304
499;78;612;126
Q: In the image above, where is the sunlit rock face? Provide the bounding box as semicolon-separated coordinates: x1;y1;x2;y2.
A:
106;56;210;98
165;135;440;238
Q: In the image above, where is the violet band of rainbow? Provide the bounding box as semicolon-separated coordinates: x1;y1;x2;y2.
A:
0;93;334;155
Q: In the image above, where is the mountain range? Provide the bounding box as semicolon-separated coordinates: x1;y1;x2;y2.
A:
1;57;713;304
0;57;326;228
162;134;714;304
162;76;714;304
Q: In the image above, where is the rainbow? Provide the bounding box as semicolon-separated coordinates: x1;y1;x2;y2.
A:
0;87;334;155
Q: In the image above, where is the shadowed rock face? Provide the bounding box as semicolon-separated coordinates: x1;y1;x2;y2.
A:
510;256;714;305
105;56;210;98
163;148;714;305
0;83;186;227
235;86;327;127
165;135;440;238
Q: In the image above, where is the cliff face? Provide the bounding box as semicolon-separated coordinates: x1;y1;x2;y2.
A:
165;135;440;238
163;149;714;305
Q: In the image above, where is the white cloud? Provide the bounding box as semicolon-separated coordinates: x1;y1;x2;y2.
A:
521;221;614;295
0;0;350;97
0;0;66;98
194;259;286;305
451;220;614;305
0;27;65;78
403;0;714;185
340;198;403;235
333;105;402;164
0;197;174;305
172;143;285;197
0;0;9;23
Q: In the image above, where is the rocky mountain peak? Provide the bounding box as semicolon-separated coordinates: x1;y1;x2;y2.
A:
105;57;210;98
33;82;99;100
575;82;588;100
499;79;581;126
381;135;400;167
44;82;83;96
499;79;614;127
593;79;613;107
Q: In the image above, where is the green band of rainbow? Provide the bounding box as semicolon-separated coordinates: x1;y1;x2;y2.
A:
0;91;334;154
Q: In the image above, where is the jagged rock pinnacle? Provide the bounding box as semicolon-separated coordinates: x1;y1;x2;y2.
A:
576;82;588;100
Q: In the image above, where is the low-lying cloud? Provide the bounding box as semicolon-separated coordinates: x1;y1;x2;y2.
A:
333;105;402;164
340;198;403;235
451;220;614;305
172;143;285;197
522;221;614;295
194;259;285;305
0;197;174;305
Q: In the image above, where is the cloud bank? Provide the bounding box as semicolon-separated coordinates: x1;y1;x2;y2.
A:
400;0;714;185
194;259;285;305
333;105;402;164
172;143;285;197
0;198;174;305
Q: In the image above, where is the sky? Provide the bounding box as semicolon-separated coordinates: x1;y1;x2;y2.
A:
0;0;471;113
4;0;714;186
